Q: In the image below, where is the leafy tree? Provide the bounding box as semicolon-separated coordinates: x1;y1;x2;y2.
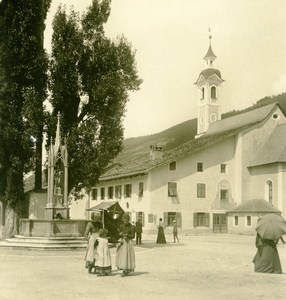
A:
0;0;51;237
49;0;142;197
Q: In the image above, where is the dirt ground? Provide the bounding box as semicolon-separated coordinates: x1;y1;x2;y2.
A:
0;233;286;300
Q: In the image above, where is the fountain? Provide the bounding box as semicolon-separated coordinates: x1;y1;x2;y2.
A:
2;113;87;249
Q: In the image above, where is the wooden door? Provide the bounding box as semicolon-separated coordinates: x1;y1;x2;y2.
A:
213;213;227;233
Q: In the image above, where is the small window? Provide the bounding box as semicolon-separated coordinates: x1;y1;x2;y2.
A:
168;182;177;197
136;211;145;226
169;161;176;171
221;164;226;173
272;113;279;120
201;87;205;100
91;188;97;200
148;214;154;223
234;216;238;226
124;184;132;198
108;186;114;199
266;180;273;204
138;182;144;197
100;187;105;200
211;86;216;99
197;162;203;172
220;189;229;200
115;185;122;199
197;183;206;198
246;216;252;226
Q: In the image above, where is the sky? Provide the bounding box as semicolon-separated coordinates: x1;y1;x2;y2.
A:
44;0;286;138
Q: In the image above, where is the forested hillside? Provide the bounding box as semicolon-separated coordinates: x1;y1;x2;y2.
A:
115;93;286;164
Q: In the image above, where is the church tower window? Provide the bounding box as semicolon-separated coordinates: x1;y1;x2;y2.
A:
194;30;224;137
201;87;205;99
211;86;216;99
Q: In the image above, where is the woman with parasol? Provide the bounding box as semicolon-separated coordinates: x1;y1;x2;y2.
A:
252;214;286;274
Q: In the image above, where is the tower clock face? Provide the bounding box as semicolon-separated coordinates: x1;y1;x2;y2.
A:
210;114;217;122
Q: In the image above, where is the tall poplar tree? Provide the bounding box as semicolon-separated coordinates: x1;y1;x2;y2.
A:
0;0;51;237
49;0;142;196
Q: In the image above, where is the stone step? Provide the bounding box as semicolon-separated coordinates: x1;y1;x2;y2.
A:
0;241;87;250
6;236;87;244
0;236;87;250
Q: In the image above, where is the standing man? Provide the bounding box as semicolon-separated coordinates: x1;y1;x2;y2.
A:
135;218;143;245
173;220;179;243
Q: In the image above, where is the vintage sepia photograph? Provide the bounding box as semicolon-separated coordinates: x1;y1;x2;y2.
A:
1;0;286;299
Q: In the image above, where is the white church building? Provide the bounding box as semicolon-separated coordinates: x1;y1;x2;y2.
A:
68;35;286;234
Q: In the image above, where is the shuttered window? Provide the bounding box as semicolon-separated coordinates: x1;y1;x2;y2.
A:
168;182;177;197
197;183;206;198
193;212;209;227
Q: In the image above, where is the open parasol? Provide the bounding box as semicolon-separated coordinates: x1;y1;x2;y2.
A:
255;213;286;240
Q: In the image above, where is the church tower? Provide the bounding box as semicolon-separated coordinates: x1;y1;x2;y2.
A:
195;31;224;137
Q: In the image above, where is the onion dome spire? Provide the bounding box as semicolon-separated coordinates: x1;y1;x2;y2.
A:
203;28;217;67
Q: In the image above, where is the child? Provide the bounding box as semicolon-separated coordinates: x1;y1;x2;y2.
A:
94;228;112;276
173;220;179;243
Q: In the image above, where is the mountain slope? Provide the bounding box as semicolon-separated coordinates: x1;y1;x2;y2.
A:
116;93;286;164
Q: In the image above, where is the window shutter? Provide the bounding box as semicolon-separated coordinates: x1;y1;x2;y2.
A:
176;212;182;227
205;213;210;227
142;212;145;226
193;213;197;227
136;212;139;221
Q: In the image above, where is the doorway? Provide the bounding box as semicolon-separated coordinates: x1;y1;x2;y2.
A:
213;213;227;233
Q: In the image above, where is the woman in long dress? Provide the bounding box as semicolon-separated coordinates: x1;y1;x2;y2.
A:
84;213;103;273
156;218;167;244
116;213;136;277
252;233;282;274
94;228;112;276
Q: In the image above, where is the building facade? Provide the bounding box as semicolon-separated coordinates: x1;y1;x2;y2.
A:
71;37;286;234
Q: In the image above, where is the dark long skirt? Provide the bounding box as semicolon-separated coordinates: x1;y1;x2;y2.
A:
156;226;166;244
252;243;282;274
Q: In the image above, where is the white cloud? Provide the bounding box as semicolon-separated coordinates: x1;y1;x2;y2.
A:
272;74;286;95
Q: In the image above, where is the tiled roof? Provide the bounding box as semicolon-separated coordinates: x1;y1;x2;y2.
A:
100;124;252;181
228;199;281;213
248;123;286;167
205;103;277;136
100;103;280;181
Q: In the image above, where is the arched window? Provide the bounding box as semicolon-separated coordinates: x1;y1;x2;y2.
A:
201;87;205;100
211;86;216;99
266;180;273;204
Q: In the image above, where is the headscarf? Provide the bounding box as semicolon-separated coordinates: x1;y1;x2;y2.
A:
122;213;130;222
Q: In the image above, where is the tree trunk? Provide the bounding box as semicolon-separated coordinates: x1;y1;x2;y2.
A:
35;133;43;191
3;206;18;238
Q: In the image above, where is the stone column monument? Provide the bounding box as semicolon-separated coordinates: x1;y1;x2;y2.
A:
45;112;69;219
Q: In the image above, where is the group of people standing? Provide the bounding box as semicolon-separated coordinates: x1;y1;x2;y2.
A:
84;213;180;277
84;213;137;277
